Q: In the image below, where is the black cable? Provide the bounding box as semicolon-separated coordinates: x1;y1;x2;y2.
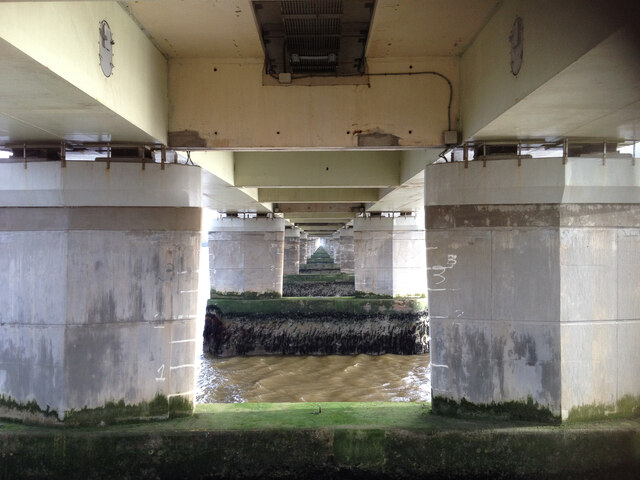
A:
265;69;453;131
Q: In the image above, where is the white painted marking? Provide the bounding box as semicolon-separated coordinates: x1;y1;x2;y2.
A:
168;391;194;398
431;363;449;369
170;338;197;344
155;364;166;382
179;289;198;293
170;364;196;370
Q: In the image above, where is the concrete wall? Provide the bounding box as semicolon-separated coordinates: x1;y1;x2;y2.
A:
0;162;201;420
426;157;640;419
354;216;427;297
209;218;284;295
284;227;300;275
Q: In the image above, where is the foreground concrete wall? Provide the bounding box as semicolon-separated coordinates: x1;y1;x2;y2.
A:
209;218;284;295
339;227;355;275
426;156;640;419
354;216;427;296
284;227;300;275
0;162;202;420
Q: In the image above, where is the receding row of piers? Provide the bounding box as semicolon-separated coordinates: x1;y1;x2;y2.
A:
208;215;425;297
0;153;639;423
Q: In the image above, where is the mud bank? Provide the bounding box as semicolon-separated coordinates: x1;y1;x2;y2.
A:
204;298;429;356
283;273;355;297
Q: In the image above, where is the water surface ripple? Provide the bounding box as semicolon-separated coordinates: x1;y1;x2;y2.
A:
196;353;431;403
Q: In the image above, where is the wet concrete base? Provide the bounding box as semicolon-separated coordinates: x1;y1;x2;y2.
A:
204;298;429;356
1;403;639;479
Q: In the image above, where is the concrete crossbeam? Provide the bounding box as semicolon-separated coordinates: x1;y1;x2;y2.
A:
259;188;379;203
235;151;401;188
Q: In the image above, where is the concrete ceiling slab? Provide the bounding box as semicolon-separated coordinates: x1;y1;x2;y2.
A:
366;0;499;57
124;0;498;60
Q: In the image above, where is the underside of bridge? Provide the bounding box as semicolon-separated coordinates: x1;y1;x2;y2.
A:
1;0;639;423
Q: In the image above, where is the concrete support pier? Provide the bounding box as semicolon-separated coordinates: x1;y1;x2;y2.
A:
284;227;301;275
299;232;308;265
339;227;354;274
0;161;202;422
353;216;427;297
209;217;285;296
426;156;640;420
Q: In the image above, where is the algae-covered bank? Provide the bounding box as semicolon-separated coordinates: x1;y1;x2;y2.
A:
1;403;639;479
203;297;429;356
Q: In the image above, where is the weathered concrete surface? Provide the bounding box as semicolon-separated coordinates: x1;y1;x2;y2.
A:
283;227;300;275
208;217;284;295
1;404;639;480
354;216;427;296
339;227;355;274
0;163;202;422
204;298;429;356
426;157;640;420
299;232;308;265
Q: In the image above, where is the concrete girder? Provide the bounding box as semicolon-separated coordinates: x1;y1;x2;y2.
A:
258;188;379;203
275;203;364;213
0;2;168;144
461;0;639;142
234;151;402;188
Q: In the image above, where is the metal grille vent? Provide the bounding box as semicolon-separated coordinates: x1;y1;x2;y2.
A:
253;0;375;77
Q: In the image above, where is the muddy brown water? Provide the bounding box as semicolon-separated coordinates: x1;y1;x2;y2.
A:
196;353;431;403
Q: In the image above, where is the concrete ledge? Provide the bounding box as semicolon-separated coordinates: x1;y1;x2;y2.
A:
1;403;638;479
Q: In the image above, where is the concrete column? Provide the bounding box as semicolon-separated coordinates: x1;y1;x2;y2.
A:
331;232;341;266
339;227;354;274
0;161;202;422
306;237;317;258
209;217;284;295
353;215;427;296
284;227;301;275
299;232;308;265
426;156;640;420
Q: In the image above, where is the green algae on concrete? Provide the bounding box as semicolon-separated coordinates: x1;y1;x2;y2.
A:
207;296;427;316
0;394;193;427
432;395;560;423
210;289;281;299
1;402;639;479
283;273;354;283
567;394;640;423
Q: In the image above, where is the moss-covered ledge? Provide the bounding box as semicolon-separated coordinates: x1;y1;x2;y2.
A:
1;403;639;479
207;297;428;316
0;394;193;427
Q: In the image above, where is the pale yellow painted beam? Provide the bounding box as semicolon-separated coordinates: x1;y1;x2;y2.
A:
169;57;457;149
0;1;168;144
235;151;401;188
295;225;344;231
276;203;363;213
259;188;379;203
461;0;631;140
284;213;357;221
